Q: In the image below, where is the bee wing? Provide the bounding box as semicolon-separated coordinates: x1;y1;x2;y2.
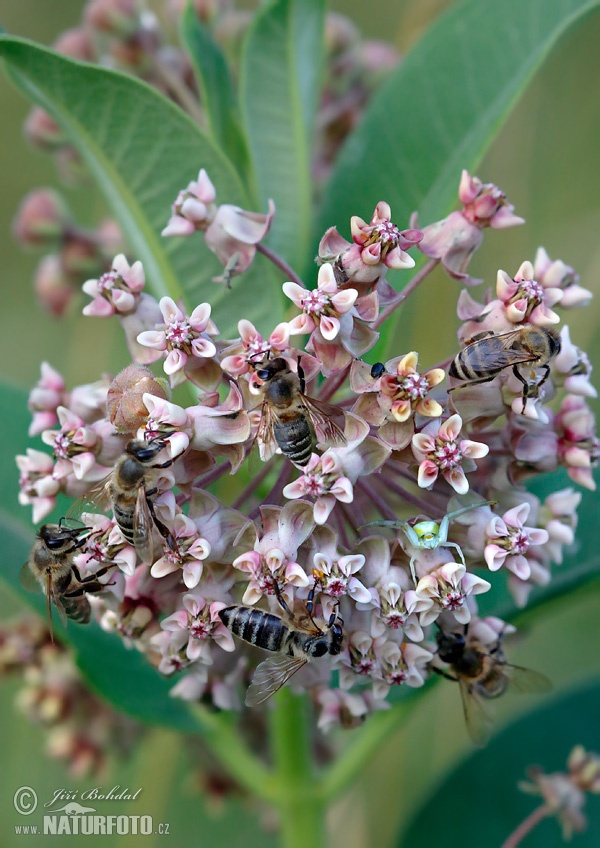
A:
504;664;552;694
19;562;41;594
245;654;307;707
255;401;279;462
462;330;538;371
132;485;155;564
66;474;112;523
299;396;346;447
458;678;494;747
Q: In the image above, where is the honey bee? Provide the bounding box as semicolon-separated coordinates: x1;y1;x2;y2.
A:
253;357;346;466
70;435;178;563
433;627;551;746
218;585;344;706
448;326;561;411
21;522;112;638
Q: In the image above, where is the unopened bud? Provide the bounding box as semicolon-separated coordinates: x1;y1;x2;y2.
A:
24;107;65;151
84;0;141;38
53;27;96;61
107;365;169;433
13;189;70;247
34;255;76;317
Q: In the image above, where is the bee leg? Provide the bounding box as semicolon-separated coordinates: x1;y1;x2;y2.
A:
297;356;306;393
431;666;458;683
448;374;498;393
72;564;112;583
512;365;530;412
272;579;292;615
144;492;178;553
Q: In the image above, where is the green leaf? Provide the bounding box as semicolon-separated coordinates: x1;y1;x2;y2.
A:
317;0;600;308
0;35;284;335
180;5;250;178
240;0;325;274
400;678;600;847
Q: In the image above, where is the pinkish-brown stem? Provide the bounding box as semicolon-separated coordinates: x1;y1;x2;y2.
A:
248;461;293;519
501;804;550;848
195;461;231;489
231;459;274;509
357;479;397;522
373;259;439;330
378;472;446;516
256;243;305;287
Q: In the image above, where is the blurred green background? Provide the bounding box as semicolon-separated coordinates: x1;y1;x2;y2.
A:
1;1;599;846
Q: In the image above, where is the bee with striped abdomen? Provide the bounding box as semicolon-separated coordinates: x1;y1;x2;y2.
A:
433;626;551;746
70;435;179;563
21;521;112;638
253;356;346;466
219;585;344;706
448;325;561;411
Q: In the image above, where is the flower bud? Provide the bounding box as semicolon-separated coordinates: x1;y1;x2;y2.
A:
23;107;65;151
34;255;76;317
13;189;70;247
107;365;169;433
53;27;97;61
84;0;141;38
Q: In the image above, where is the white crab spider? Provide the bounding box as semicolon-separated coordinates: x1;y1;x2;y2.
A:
363;501;495;585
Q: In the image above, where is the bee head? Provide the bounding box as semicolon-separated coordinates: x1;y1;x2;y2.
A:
255;357;288;382
38;523;81;550
436;628;466;663
545;326;562;357
126;438;168;463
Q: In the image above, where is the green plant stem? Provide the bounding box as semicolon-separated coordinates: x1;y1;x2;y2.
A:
191;705;276;802
270;693;326;848
321;702;410;802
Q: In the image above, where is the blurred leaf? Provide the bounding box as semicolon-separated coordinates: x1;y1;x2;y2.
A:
240;0;325;272
180;5;250;177
317;0;600;346
0;35;285;335
399;678;600;847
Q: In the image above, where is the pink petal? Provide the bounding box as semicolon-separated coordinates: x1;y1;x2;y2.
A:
484;544;507;571
164;349;187;375
417;460;438;489
183;560;203;588
282;479;306;500
385;246;415;270
189;302;211;329
191;337;217;358
159;296;184;324
162;217;195;237
503;503;530;529
287;314;315;336
282;282;307;308
319;315;340;340
459;439;489;459
506;555;531;581
443;466;469;494
331;289;358;314
137;330;167;350
314;495;336;525
439;414;462;442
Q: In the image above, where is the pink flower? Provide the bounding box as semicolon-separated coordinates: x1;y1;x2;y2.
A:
161;593;234;661
284;263;358;341
41;407;106;482
415;562;491;626
495;261;562;326
378;352;445;422
204;200;275;284
28;362;66;436
539;488;581;565
82;253;145;317
161;168;217;236
418;170;524;284
552;326;596;398
370;575;429;642
411;414;489;494
16;448;60;522
534;247;592;309
232;502;315;605
150;514;211;588
220;319;290;378
283;452;353;525
484;503;549;581
312;551;371;618
374;640;433;695
318;201;422;287
555;396;600;490
74;513;137;577
137;297;218;385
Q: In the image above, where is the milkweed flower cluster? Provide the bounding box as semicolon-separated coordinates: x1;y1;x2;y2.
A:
513;745;600;842
14;160;597;736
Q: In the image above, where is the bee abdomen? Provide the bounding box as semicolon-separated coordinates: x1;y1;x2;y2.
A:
274;419;313;466
219;606;288;652
62;596;92;624
449;352;479;380
113;500;137;544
